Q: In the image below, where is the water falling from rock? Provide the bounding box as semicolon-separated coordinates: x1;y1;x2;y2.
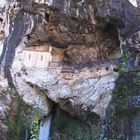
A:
38;114;52;140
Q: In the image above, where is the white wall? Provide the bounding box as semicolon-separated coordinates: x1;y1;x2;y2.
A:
23;50;36;67
21;50;52;69
35;52;52;68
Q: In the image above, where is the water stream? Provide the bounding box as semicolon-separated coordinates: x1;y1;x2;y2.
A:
38;114;52;140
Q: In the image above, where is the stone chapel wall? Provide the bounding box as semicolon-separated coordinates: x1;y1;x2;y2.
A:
21;50;52;68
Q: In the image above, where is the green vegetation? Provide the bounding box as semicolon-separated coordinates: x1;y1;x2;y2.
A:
133;79;140;87
116;52;128;72
30;108;40;140
50;109;99;140
105;70;140;139
5;89;32;140
109;90;113;96
5;88;42;140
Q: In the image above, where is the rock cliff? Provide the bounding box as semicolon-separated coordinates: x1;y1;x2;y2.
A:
0;0;140;139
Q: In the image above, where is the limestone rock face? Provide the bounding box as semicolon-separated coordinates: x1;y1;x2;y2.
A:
12;73;51;113
0;72;11;140
0;0;140;138
12;65;118;124
99;69;140;140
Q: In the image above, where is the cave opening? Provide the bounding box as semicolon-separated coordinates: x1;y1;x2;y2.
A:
103;22;119;39
98;21;121;59
0;17;3;22
45;13;50;22
50;107;100;140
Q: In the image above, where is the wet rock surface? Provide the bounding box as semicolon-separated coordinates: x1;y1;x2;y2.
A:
50;108;100;140
0;72;11;140
99;69;140;140
0;0;140;139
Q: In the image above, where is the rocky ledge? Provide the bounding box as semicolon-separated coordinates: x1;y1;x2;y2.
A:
0;0;140;139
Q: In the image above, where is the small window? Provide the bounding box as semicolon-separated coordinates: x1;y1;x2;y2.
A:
29;54;31;60
41;55;43;61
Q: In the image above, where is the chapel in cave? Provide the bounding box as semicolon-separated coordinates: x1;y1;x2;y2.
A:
19;45;53;68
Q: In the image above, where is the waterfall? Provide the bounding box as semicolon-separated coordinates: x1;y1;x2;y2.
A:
0;41;3;56
38;114;52;140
